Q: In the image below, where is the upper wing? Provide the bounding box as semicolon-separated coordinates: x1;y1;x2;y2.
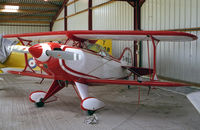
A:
85;79;187;87
69;30;197;42
3;31;68;42
3;30;197;42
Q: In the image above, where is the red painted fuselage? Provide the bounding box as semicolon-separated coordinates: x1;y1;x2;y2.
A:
29;42;131;83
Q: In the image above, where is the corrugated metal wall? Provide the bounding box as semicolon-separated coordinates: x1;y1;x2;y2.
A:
93;1;134;58
52;0;88;31
93;1;133;30
0;23;49;35
52;1;134;59
141;0;200;83
52;10;65;31
67;0;88;30
68;0;88;14
68;12;88;30
93;0;110;6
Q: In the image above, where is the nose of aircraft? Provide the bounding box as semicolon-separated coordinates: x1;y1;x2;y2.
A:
29;44;43;58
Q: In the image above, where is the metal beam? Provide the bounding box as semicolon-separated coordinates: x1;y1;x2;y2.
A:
114;0;137;7
139;0;145;6
133;0;145;68
52;0;69;27
134;0;141;30
64;0;115;20
64;1;67;30
66;9;88;18
50;22;53;31
88;0;92;30
66;0;79;6
127;1;135;7
90;0;115;10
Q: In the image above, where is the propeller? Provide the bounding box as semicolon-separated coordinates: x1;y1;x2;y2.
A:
46;50;81;61
9;45;29;53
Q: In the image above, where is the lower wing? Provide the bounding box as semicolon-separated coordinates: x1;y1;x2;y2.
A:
8;70;54;79
85;79;188;87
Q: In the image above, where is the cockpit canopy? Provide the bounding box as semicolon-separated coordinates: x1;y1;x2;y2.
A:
84;41;109;58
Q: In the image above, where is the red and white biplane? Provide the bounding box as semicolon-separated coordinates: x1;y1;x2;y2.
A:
3;30;197;115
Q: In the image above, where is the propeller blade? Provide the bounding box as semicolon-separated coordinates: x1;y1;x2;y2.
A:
46;50;81;61
10;45;29;53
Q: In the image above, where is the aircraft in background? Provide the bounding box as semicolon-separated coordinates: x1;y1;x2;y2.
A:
2;30;197;115
0;51;40;74
0;40;40;74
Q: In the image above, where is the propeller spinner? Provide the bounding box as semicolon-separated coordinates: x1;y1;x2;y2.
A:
29;43;51;62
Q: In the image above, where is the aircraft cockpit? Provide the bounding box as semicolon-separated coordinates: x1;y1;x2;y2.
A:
83;41;110;59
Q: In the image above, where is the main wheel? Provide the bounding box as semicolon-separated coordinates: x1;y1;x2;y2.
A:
29;91;46;103
87;110;95;116
29;90;57;105
35;98;45;107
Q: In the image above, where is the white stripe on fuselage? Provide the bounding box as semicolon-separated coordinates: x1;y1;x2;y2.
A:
59;59;96;79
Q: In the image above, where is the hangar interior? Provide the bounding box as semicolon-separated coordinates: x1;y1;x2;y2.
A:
0;0;200;129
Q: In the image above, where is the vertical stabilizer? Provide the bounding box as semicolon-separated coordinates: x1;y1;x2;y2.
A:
118;47;133;66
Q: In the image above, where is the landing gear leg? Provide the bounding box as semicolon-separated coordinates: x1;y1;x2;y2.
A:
39;78;44;84
41;80;65;103
147;86;151;95
73;82;104;114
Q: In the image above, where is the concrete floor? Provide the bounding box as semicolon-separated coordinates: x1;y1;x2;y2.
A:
0;74;200;130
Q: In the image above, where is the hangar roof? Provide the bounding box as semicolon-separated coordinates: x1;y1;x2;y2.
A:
0;0;65;24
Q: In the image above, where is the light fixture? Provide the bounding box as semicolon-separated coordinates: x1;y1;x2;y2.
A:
2;9;18;12
2;5;19;13
5;5;19;10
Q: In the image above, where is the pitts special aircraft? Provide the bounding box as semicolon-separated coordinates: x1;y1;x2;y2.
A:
2;30;197;115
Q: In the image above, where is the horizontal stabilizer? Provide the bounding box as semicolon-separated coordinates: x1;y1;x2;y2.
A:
7;70;53;79
122;66;153;76
187;91;200;113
